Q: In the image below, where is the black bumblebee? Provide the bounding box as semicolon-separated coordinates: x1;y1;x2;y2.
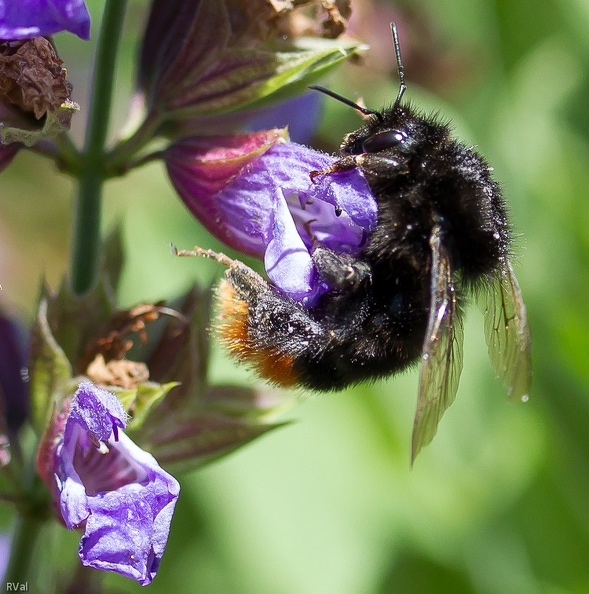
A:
176;24;531;460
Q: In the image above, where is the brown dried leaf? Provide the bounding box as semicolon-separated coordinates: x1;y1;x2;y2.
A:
321;0;351;38
217;0;351;44
87;354;150;389
79;303;186;372
273;0;351;38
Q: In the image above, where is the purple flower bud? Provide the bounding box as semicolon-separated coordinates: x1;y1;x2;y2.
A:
137;0;358;126
38;382;179;585
0;0;91;41
0;313;29;434
165;131;377;306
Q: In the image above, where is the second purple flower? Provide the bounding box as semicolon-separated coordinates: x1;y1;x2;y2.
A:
37;382;179;585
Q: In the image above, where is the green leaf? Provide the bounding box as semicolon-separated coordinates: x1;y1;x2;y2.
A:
203;385;293;421
29;299;73;433
145;412;289;473
165;38;366;119
42;277;116;370
114;381;179;431
244;38;368;109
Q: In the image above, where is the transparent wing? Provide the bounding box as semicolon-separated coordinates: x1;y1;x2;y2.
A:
411;225;464;463
478;259;531;401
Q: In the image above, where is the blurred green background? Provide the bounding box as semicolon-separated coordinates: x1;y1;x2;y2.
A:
2;0;589;592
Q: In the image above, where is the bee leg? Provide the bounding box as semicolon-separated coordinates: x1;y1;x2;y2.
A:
311;245;371;291
309;155;358;182
172;244;271;300
298;223;371;291
355;153;408;176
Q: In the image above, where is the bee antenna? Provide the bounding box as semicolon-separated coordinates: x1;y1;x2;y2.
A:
308;85;377;117
390;22;407;108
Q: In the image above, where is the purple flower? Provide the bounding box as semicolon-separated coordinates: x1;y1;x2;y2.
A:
0;531;10;580
0;0;91;40
165;130;377;306
41;382;179;585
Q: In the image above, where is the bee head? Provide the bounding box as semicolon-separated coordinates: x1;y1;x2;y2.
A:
310;22;410;157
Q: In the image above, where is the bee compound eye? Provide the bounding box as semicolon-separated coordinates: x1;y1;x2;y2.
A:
362;130;407;153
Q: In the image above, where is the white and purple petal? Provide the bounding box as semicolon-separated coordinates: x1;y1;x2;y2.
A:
76;431;179;585
53;382;179;585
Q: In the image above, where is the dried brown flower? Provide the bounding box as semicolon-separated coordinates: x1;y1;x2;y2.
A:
0;37;72;119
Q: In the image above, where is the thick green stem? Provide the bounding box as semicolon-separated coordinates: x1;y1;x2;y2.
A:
70;172;103;294
70;0;128;295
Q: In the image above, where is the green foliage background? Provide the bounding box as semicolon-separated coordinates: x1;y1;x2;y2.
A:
2;0;589;592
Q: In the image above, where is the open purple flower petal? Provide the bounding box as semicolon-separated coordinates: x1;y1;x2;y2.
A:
0;0;91;40
53;382;179;585
166;132;377;306
165;129;286;257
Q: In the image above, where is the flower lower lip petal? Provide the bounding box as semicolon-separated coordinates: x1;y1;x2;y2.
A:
45;382;180;585
79;437;180;585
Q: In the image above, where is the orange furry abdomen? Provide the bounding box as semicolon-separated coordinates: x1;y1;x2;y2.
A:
215;279;300;387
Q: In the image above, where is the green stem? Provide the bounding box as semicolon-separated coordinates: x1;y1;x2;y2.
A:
3;455;52;585
70;0;128;295
54;133;82;173
3;515;46;585
106;110;165;174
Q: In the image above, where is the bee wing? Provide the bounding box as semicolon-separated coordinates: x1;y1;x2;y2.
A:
411;225;464;463
478;259;531;401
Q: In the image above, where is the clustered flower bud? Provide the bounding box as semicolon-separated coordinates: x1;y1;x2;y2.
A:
134;0;358;141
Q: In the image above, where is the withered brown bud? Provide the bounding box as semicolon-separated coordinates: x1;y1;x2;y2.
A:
78;303;182;372
87;354;150;390
271;0;351;38
224;0;351;41
0;36;72;119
